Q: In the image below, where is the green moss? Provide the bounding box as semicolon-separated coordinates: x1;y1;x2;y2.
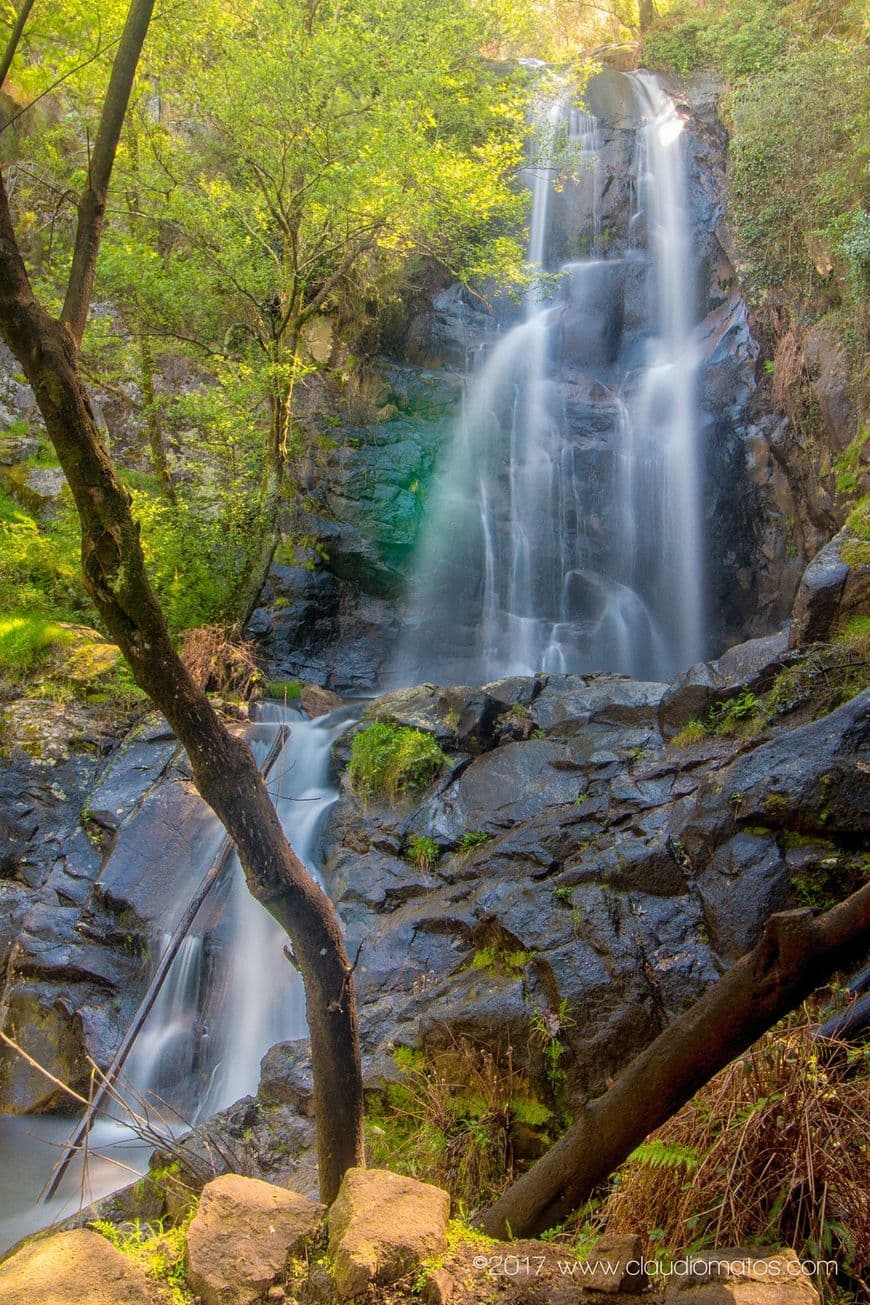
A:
470;944;534;975
348;720;446;801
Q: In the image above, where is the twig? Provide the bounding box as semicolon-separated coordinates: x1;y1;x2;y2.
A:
0;1029;90;1106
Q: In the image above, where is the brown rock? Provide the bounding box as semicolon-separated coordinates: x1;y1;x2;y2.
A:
302;684;343;718
578;1232;647;1293
327;1167;450;1299
662;1247;820;1305
0;1228;154;1305
186;1173;323;1305
424;1266;462;1304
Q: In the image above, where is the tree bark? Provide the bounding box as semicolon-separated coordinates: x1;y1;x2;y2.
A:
480;885;870;1239
0;0;36;95
61;0;155;346
138;332;176;502
0;0;365;1203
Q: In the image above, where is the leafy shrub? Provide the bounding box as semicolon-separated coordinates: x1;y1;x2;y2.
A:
728;44;868;304
0;489;89;620
641;6;706;73
458;829;491;853
132;490;264;637
406;835;440;870
348;721;446;800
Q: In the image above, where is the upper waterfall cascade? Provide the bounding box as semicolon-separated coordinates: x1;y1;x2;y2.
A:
397;72;706;686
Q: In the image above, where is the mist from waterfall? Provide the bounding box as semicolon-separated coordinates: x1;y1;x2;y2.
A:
397;72;706;685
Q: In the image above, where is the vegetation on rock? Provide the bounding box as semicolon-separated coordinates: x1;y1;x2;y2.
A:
348;721;447;800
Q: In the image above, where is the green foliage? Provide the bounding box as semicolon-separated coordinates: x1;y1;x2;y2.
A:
728;44;867;305
0;614;75;674
457;829;491;853
406;835;440;870
708;690;760;736
131;489;263;637
645;0;867;329
671;718;708;747
531;999;574;1102
0;489;89;620
627;1139;700;1172
642;6;707;73
90;1217;194;1304
348;721;446;800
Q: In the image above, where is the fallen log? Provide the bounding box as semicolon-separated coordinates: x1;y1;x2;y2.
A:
480;883;870;1239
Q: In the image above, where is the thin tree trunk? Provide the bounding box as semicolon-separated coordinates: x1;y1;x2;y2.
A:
138;332;175;502
0;277;364;1199
0;0;36;94
480;885;870;1239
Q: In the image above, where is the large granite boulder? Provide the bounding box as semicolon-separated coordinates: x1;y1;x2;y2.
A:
328;1167;450;1299
186;1174;322;1305
0;1228;154;1305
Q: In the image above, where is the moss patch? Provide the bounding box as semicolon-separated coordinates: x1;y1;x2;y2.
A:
348;720;446;801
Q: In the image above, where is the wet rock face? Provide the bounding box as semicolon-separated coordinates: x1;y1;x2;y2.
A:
316;657;869;1106
788;527;870;650
0;706;211;1112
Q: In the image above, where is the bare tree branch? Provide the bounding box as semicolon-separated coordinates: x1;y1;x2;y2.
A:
61;0;155;346
0;0;36;95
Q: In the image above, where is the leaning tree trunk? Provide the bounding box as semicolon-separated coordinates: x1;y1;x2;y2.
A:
480;885;870;1238
0;184;364;1204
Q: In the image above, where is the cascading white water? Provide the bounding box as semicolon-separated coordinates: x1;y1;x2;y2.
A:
622;73;704;672
397;72;706;685
125;703;355;1121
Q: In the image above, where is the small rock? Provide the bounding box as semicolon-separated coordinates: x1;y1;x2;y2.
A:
579;1232;647;1293
186;1173;323;1305
302;684;343;718
662;1246;820;1304
424;1266;462;1304
327;1167;450;1299
0;1227;153;1304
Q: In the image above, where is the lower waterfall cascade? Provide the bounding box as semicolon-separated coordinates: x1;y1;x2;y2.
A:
397;71;707;687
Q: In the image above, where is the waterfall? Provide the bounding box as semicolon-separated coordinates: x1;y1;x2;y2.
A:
396;72;706;686
125;704;355;1122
